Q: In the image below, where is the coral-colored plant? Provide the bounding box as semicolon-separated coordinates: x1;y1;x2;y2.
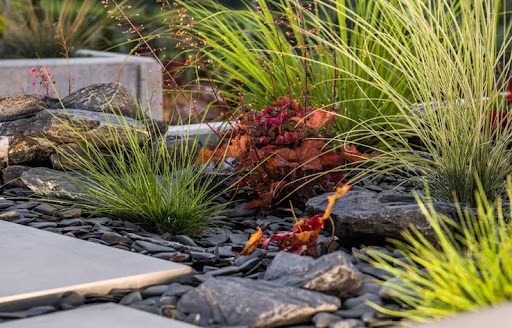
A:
199;97;373;208
240;185;351;257
29;66;56;96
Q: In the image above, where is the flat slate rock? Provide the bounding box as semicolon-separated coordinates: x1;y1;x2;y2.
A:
0;303;197;328
177;276;340;327
306;189;459;243
0;220;191;312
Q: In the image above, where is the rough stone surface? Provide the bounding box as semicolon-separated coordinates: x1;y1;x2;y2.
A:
306;190;459;243
0;108;156;170
177;276;341;328
264;251;363;298
0;95;59;122
61;82;141;119
1;165;30;187
20;167;87;199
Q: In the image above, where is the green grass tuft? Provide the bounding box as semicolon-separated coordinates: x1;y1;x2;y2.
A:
364;178;512;323
47;110;231;236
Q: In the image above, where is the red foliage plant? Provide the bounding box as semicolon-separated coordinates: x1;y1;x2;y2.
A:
240;184;352;257
198;97;375;208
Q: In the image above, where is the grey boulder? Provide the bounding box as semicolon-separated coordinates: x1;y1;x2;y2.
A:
62;82;141;119
306;190;459;243
264;251;362;298
177;276;341;328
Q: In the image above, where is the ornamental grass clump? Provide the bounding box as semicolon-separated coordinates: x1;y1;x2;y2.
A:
1;0;112;58
49;109;230;236
364;179;512;323
294;0;512;205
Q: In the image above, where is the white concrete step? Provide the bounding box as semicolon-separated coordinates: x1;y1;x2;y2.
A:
0;220;191;311
0;303;196;328
415;302;512;328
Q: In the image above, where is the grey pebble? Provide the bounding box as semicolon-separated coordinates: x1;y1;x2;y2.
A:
142;285;169;297
313;312;344;328
228;233;249;245
189;251;217;262
133;240;177;253
58;292;85;310
33;203;58;215
173;235;198;246
28;222;57;229
205;233;229;245
25;306;57;317
120;291;143;305
163;283;194;297
152;252;176;260
329;319;365;328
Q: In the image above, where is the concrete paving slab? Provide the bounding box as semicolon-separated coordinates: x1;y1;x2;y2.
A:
0;303;197;328
0;220;191;311
415;302;512;327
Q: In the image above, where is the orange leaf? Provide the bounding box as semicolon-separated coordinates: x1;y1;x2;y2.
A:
322;185;351;220
305;110;336;130
239;226;263;256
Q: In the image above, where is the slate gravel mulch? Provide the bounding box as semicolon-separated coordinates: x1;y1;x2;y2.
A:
0;184;410;327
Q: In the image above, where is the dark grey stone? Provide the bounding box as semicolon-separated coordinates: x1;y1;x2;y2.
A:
228;233;249;246
343;293;382;310
329;319;365;328
163;283;194;297
173;235;198;247
125;233;183;250
28;221;57;229
2;165;31;188
312;312;344;328
189;251;216;262
0;95;54;122
234;248;267;266
152;252;176;260
306;190;459;242
206;265;241;277
177;277;341;328
57;291;85;310
264;251;363;298
24;306;57;317
205;233;229;245
0;199;16;209
20;168;88;200
120;291;143;305
141;285;169;297
62;82;140;119
101;232;132;245
133;240;177;253
33;203;58;215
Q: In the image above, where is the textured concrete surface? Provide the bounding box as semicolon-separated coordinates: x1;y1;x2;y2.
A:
0;220;191;311
0;303;197;328
415;302;512;327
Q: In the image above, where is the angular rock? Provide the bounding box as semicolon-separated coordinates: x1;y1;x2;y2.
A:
264;251;363;298
177;277;341;328
0;105;164;170
61;82;140;119
1;165;31;187
20;167;88;199
306;190;459;243
0;95;59;122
